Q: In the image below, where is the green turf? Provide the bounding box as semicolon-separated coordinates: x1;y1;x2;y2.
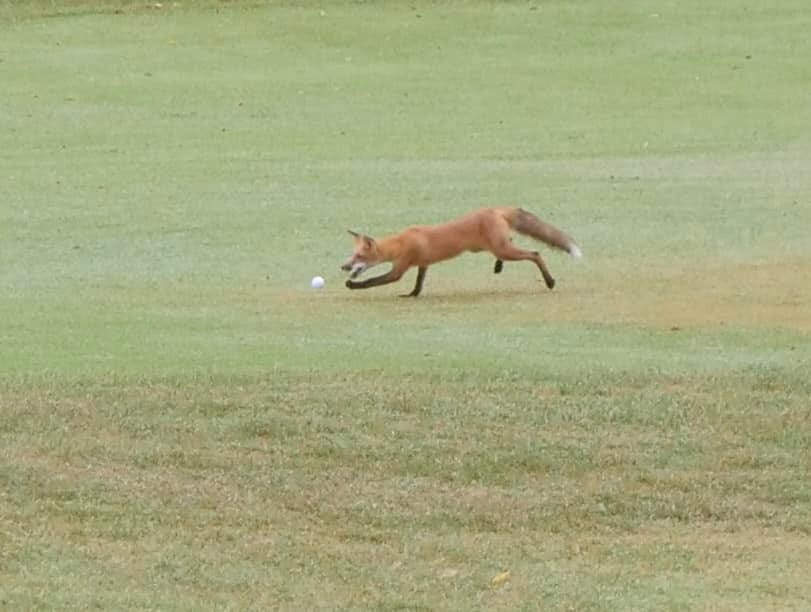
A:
2;1;810;609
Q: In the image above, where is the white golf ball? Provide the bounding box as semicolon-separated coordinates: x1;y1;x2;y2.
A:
311;275;325;289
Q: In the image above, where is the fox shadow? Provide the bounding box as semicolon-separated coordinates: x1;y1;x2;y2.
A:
341;285;555;305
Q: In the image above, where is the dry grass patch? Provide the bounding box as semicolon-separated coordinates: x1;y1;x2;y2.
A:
2;371;810;608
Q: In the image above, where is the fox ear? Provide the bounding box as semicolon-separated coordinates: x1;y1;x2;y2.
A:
347;229;360;238
362;235;376;249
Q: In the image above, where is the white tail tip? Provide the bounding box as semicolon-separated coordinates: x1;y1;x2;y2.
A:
569;244;583;258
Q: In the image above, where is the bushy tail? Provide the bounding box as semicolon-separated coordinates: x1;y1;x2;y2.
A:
512;208;582;258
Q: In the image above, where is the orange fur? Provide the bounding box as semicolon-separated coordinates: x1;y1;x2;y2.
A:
341;207;581;297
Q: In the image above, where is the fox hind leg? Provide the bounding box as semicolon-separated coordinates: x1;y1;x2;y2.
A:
490;244;555;289
493;238;513;274
493;235;513;275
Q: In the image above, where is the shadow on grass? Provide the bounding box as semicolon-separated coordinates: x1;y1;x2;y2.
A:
341;286;553;305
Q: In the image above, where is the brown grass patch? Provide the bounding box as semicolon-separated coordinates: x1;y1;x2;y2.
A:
551;257;811;331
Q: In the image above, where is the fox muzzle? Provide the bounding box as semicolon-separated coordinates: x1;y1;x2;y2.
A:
341;261;367;279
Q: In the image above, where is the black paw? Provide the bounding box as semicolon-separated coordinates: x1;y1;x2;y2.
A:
545;277;556;290
494;260;504;274
345;280;355;289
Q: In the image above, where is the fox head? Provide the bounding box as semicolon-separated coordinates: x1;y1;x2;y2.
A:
341;230;381;279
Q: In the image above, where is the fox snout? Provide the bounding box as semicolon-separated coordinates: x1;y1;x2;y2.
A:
341;259;367;279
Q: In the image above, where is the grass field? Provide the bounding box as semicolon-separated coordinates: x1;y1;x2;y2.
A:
2;1;811;609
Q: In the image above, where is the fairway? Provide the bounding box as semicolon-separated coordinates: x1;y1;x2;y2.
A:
2;1;811;609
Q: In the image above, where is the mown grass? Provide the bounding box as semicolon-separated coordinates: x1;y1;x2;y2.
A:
2;370;810;609
2;0;810;609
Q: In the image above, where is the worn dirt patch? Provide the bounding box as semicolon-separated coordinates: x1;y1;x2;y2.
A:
549;258;811;331
272;258;811;332
596;261;811;331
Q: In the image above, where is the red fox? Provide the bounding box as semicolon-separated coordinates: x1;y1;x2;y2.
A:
341;207;581;297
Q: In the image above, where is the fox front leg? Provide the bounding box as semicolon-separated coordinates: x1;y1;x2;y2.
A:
345;267;406;291
400;266;427;298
